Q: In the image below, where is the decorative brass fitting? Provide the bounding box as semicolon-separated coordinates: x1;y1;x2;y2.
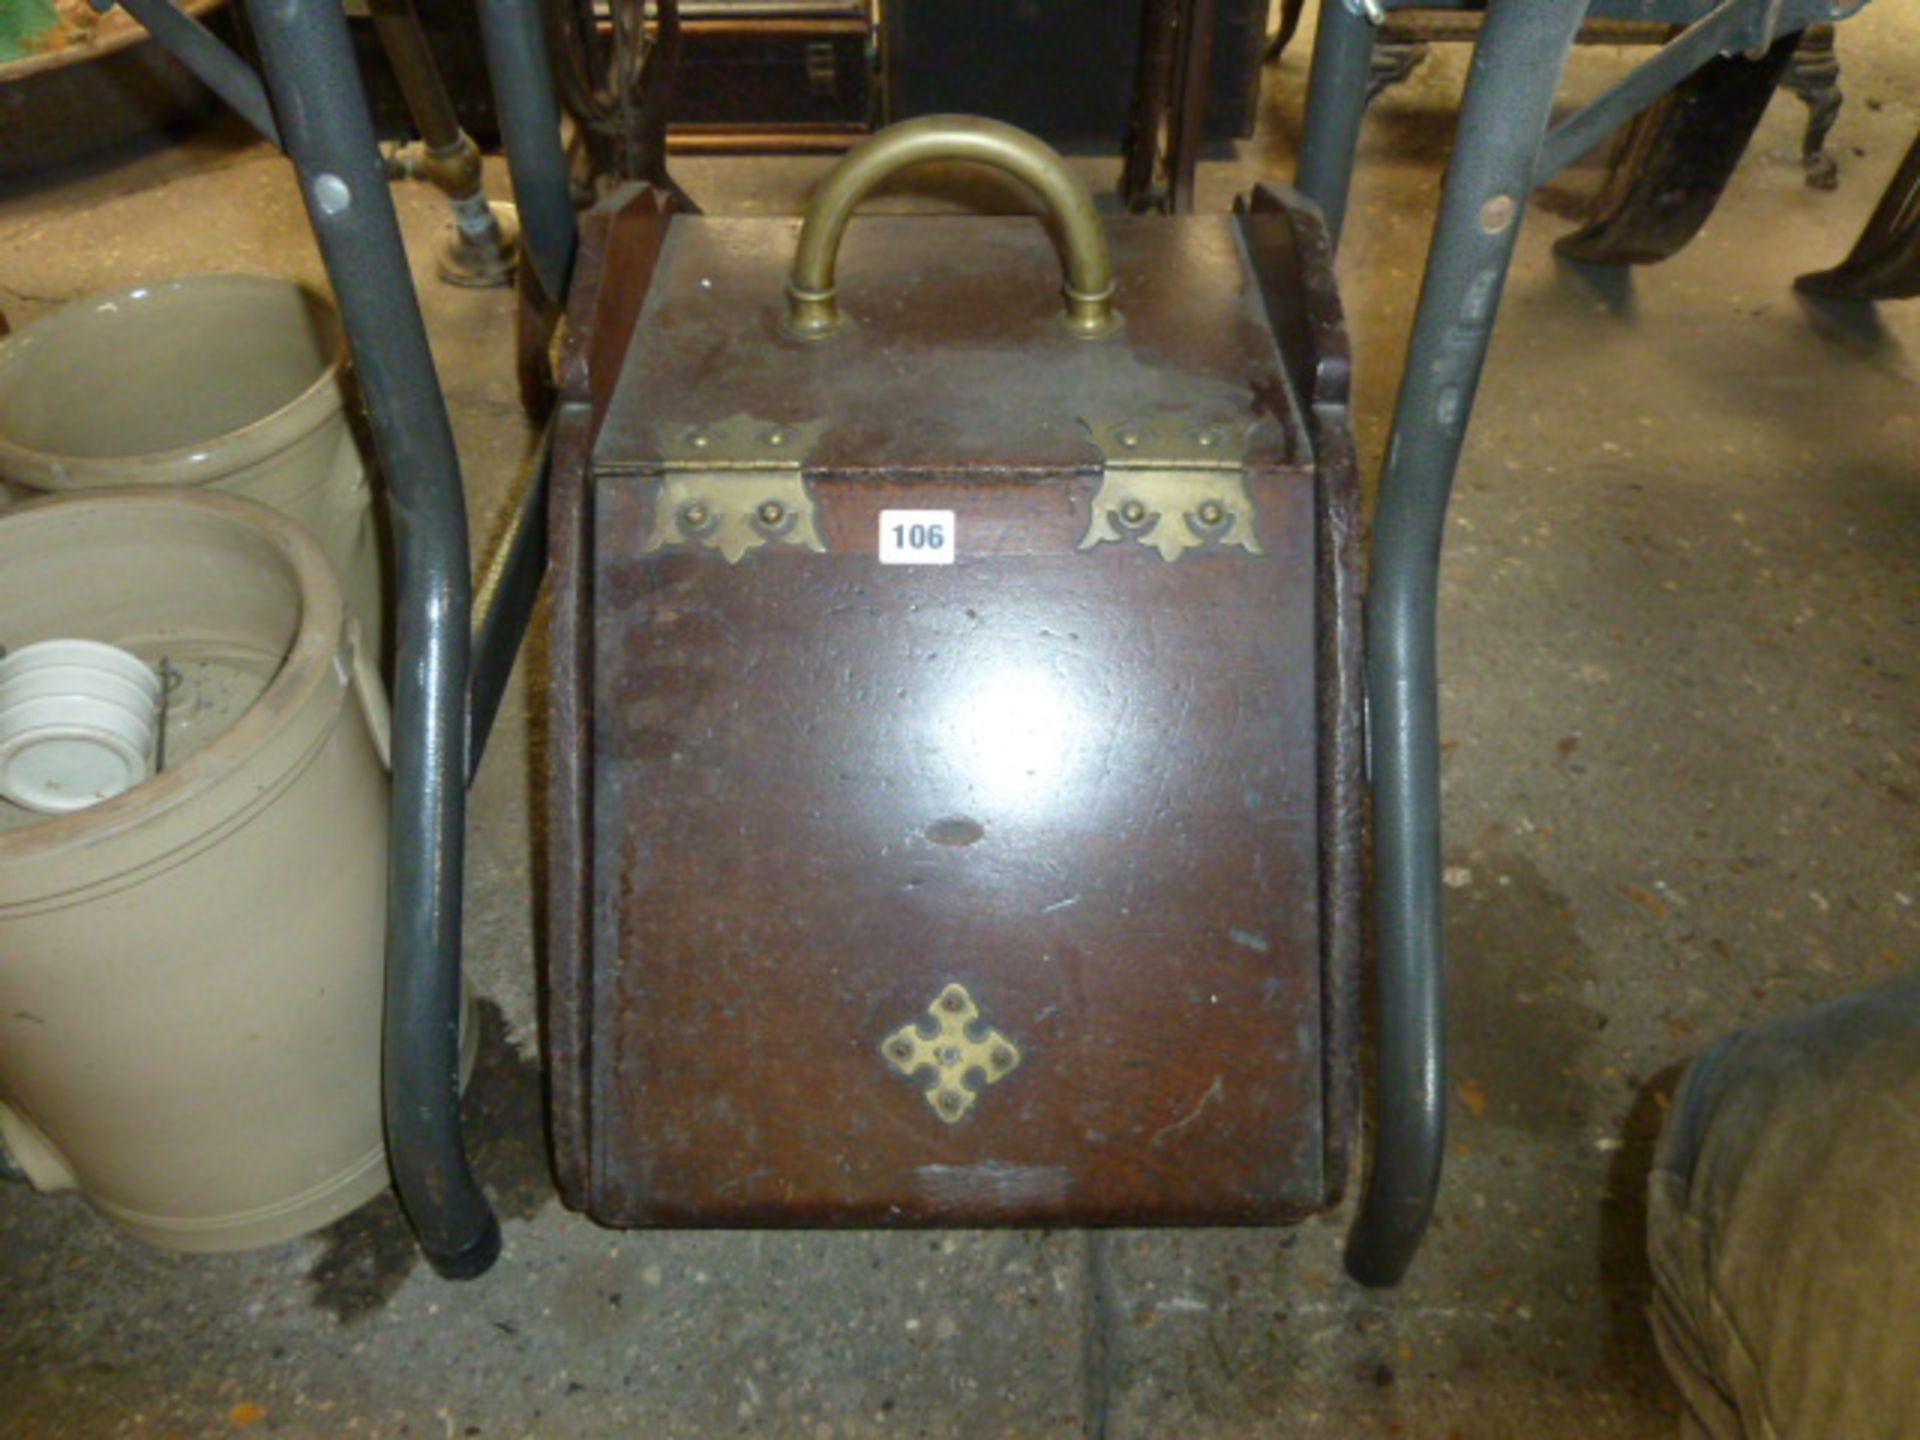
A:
643;415;828;564
784;114;1121;342
882;984;1023;1124
1078;416;1265;562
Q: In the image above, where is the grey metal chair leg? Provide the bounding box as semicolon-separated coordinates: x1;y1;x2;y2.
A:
477;0;579;307
1346;0;1587;1290
246;0;500;1280
114;0;280;146
1297;0;1380;248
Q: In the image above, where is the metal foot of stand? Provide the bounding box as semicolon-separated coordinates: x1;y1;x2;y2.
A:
1301;0;1588;1290
1297;0;1838;1287
1797;123;1920;299
244;0;498;1280
114;0;580;1279
437;200;521;289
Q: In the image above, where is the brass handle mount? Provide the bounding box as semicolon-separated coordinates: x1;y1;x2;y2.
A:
784;114;1122;342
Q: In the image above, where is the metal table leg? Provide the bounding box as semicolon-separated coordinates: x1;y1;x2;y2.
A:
1550;26;1801;268
1346;0;1586;1289
1297;0;1380;248
246;0;499;1280
1796;125;1920;299
368;0;516;287
1266;0;1309;60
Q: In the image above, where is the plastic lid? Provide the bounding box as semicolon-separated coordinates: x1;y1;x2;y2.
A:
0;731;149;814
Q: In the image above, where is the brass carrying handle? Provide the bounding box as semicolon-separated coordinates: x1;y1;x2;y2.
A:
784;115;1121;341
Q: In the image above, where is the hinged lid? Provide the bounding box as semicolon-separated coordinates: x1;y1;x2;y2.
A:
598;116;1310;479
596;214;1306;477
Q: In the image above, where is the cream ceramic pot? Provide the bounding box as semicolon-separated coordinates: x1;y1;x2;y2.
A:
0;489;413;1252
0;274;386;662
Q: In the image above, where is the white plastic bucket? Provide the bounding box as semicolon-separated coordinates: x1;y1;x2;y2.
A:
0;489;437;1252
0;274;386;662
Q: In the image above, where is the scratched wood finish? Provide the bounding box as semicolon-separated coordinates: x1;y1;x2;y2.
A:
551;203;1362;1226
546;186;678;1209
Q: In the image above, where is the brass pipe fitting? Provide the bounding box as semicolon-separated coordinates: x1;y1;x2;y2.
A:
784;114;1121;341
419;136;485;202
384;136;489;202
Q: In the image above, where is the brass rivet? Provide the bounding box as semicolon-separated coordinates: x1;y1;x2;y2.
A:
1116;426;1143;449
890;1039;913;1060
757;499;786;526
1118;499;1148;526
936;1044;963;1067
688;429;713;449
1197;499;1227;527
1196;429;1220;449
990;1046;1014;1070
680;501;710;529
940;991;966;1013
936;1091;962;1115
763;427;789;447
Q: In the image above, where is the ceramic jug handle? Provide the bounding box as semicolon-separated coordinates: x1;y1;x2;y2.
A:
784;115;1121;342
344;617;392;773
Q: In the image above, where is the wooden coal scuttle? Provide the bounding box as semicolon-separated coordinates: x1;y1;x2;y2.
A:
544;116;1363;1230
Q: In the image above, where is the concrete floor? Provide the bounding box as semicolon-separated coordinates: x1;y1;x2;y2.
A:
3;7;1919;1436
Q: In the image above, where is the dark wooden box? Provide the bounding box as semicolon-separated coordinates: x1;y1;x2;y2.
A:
884;0;1269;151
645;0;875;151
546;180;1363;1229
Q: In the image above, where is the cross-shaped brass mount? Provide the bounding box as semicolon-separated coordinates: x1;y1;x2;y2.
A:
882;984;1022;1124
